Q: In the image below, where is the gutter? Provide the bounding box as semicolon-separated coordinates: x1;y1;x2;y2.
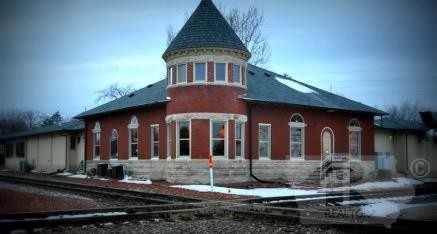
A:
248;103;273;183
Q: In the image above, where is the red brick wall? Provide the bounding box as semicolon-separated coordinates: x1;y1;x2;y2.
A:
166;85;248;115
85;105;167;161
228;63;233;83
249;104;375;161
207;62;214;82
187;62;193;83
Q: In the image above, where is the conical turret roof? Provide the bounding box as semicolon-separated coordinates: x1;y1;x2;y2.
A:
163;0;250;59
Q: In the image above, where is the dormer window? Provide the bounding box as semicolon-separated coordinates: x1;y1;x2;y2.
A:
215;63;226;82
194;63;206;82
177;64;187;83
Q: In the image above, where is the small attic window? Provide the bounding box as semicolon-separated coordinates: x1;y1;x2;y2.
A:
248;70;255;75
146;84;153;88
264;72;271;77
128;93;135;97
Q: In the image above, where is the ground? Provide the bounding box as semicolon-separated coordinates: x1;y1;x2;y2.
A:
30;217;335;234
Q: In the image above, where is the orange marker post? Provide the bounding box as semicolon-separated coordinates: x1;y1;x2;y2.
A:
208;154;214;192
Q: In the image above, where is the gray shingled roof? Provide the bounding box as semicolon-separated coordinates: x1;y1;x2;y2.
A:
163;0;249;57
75;79;168;118
243;64;386;115
0;120;84;141
75;65;384;119
375;118;428;131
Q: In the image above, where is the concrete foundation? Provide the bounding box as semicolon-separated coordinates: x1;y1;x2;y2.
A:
86;159;375;184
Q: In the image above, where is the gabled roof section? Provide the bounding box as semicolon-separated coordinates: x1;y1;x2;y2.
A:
0;120;84;141
375;118;428;131
163;0;250;58
243;64;386;115
75;79;168;119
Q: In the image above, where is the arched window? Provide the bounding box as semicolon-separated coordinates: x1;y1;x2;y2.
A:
321;127;334;158
348;119;361;159
128;116;138;159
93;122;101;159
110;129;118;159
289;114;306;158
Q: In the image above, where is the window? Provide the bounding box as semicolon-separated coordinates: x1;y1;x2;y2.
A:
289;114;306;158
235;122;244;158
70;136;76;150
215;63;226;81
348;119;361;159
211;120;227;157
195;63;206;82
110;129;118;159
15;142;24;157
322;128;333;157
258;124;271;159
128;116;139;159
93;122;101;159
6;144;13;158
167;67;173;85
177;64;187;83
233;64;241;83
151;125;159;158
167;124;172;159
177;120;190;157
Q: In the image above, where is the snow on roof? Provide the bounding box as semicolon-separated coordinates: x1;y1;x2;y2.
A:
275;76;317;94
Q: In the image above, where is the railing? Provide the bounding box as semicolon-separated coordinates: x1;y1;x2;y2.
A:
320;153;350;179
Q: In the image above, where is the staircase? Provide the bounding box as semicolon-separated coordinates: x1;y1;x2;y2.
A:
319;154;351;187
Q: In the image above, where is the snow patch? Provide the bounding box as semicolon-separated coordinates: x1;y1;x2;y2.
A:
172;185;319;198
57;172;73;176
69;174;88;179
361;201;400;217
275;76;317;93
321;177;422;192
120;176;152;185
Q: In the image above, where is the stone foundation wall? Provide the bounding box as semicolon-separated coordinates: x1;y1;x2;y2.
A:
86;159;375;184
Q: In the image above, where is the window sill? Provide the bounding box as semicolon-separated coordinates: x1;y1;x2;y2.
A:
151;157;159;160
93;157;100;161
109;158;118;161
258;157;271;161
175;157;191;161
129;157;138;161
290;156;305;161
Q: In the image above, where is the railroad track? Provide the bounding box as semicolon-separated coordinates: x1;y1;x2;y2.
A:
0;203;221;231
0;174;200;204
1;174;436;232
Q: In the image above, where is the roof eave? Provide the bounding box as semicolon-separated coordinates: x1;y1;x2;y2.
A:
74;100;169;120
241;98;386;116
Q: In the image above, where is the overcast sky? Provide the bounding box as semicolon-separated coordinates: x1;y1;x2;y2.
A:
1;0;436;118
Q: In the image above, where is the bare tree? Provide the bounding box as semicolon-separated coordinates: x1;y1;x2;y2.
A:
95;83;136;103
385;100;424;122
0;109;46;135
167;6;271;66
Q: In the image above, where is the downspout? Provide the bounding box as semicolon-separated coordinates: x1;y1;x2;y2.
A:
405;133;409;175
248;103;273;183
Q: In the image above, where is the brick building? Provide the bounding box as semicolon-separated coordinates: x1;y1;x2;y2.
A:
76;0;384;184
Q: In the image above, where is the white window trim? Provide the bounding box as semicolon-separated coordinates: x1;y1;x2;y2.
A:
320;127;335;160
166;123;172;160
233;64;242;84
348;130;362;161
151;124;159;159
235;121;245;160
93;122;101;160
194;62;207;83
110;129;118;161
210;120;228;159
214;62;228;83
258;123;271;160
128;128;138;160
177;63;188;84
176;120;191;159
